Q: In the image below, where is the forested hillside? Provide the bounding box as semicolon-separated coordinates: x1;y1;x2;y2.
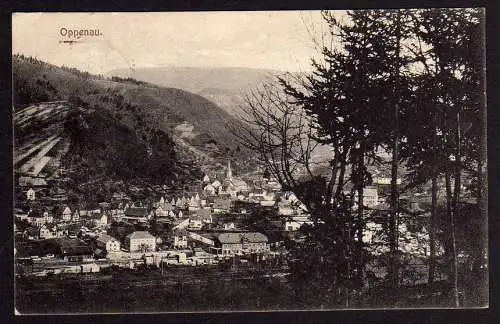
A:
13;54;250;201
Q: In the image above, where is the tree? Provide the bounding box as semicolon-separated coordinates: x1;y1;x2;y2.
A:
401;8;484;306
232;8;485;308
230;72;368;305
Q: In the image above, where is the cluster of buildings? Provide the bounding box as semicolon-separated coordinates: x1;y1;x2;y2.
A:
15;161;314;277
16;157;438;280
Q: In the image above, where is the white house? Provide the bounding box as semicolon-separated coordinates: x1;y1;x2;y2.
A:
61;206;72;221
173;228;188;249
188;217;203;231
203;184;216;195
96;234;121;252
353;186;379;208
125;231;156;252
26;188;36;201
39;225;54;239
188;198;201;211
284;220;301;231
89;213;108;227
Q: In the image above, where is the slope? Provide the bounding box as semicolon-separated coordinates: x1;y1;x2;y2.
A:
13;54;253;202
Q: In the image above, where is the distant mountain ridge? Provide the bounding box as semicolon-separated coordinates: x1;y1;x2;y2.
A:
107;66;283;93
106;66;287;117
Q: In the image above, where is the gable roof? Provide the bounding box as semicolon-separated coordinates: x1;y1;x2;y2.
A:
124;207;148;217
188;208;211;220
96;233;118;245
157;203;174;211
126;231;155;240
241;232;268;243
217;232;268;244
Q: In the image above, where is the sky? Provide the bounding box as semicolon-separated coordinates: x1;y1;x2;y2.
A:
12;11;341;75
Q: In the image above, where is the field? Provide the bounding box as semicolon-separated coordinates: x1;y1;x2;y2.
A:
15;262;487;313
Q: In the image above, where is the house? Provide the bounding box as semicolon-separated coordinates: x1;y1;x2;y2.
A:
175;198;184;208
278;203;295;216
72;210;80;222
216;233;243;255
39;224;54;239
284;219;301;231
213;197;231;213
123;207;148;221
241;232;270;254
79;209;102;217
215;232;269;256
61;206;72;221
203;184;216;196
363;186;379;207
195;208;212;223
64;223;81;238
374;177;401;185
85;212;108;227
188;197;201;211
24;227;40;240
125;231;156;252
28;209;52;227
187;213;205;230
61;245;93;262
173;228;188;249
156;203;174;217
26;188;36;201
96;233;121;252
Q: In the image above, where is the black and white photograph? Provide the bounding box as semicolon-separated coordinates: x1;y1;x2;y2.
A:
12;9;487;313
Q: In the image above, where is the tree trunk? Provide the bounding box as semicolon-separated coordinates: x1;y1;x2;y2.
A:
357;150;365;244
429;174;437;285
389;10;402;303
444;165;459;307
451;109;461;307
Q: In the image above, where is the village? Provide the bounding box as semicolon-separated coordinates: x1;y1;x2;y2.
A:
14;160;312;277
15;155;442;282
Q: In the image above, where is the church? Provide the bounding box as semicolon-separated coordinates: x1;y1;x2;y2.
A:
203;160;249;197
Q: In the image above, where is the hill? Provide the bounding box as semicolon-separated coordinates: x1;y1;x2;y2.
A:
13;55;255;203
106;66;286;117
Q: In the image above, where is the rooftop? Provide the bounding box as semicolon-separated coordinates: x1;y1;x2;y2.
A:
124;207;148;217
217;232;268;244
96;233;118;244
126;231;155;240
